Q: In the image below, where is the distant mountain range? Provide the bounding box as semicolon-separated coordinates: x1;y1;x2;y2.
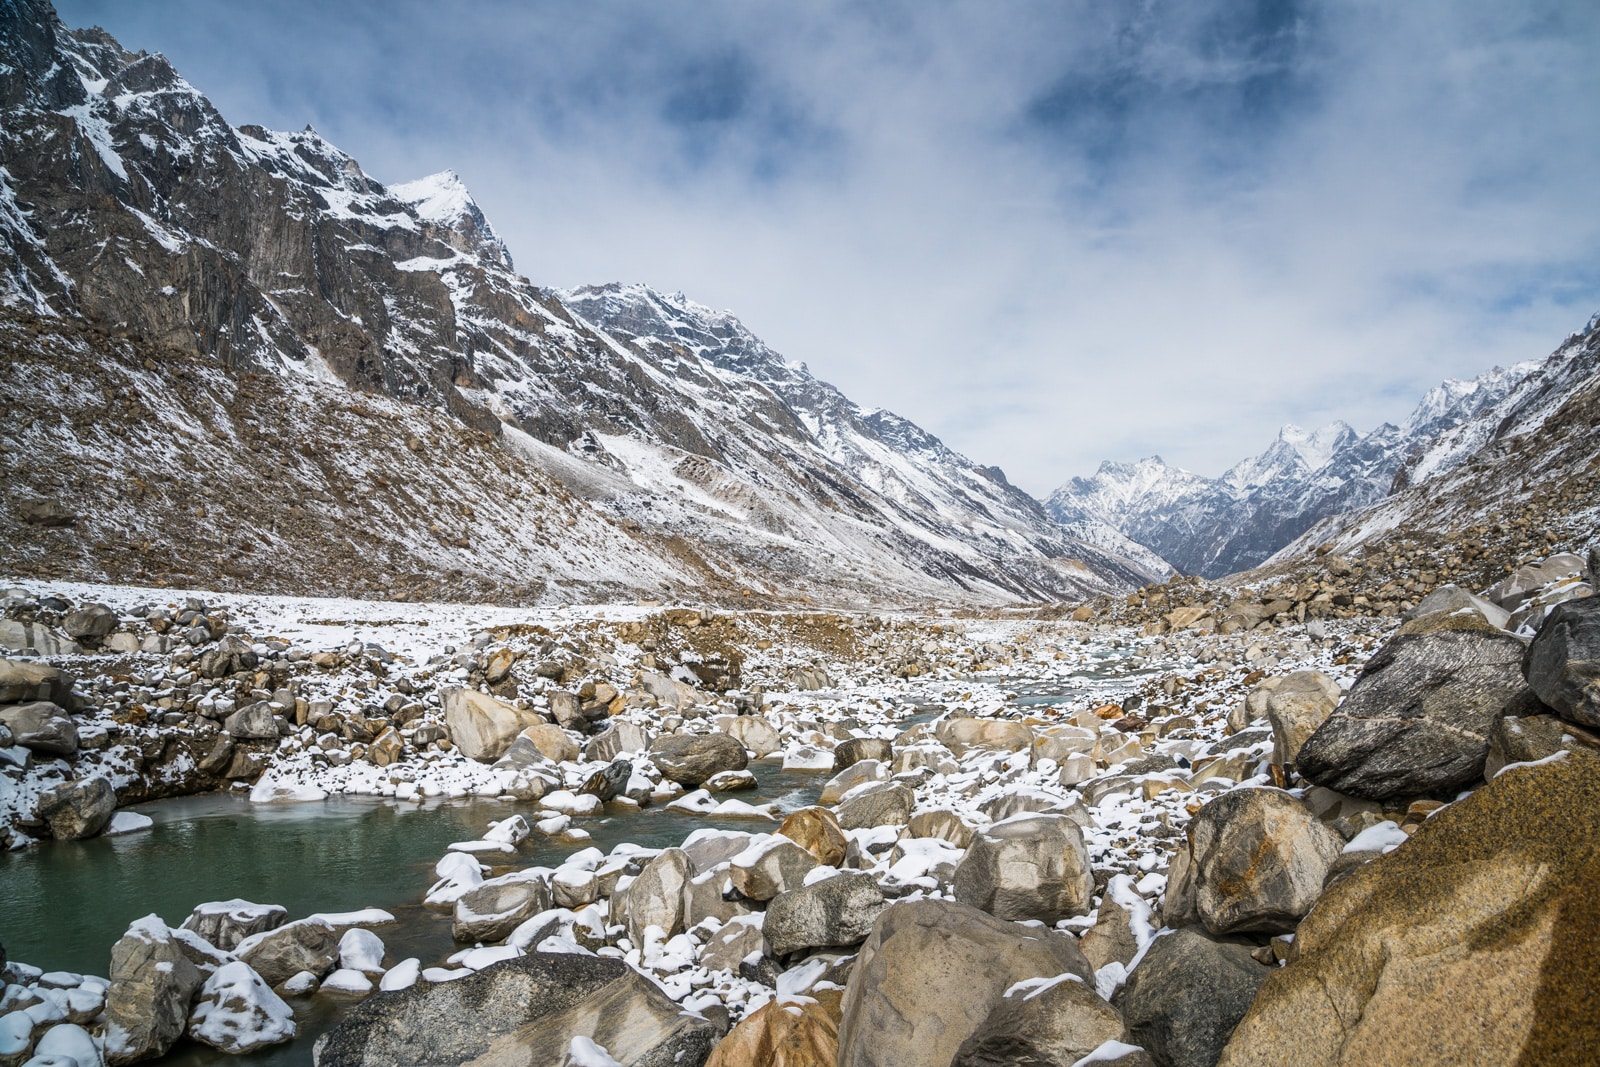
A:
0;0;1162;605
1044;359;1545;577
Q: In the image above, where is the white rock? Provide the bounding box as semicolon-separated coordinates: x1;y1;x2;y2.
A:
338;928;386;974
187;961;296;1054
32;1022;103;1066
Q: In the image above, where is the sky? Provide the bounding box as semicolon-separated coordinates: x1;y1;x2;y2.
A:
56;0;1600;495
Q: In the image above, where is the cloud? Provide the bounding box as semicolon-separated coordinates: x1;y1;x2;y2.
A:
57;0;1600;494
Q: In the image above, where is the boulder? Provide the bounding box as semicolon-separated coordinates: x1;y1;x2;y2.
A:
584;720;650;762
1484;713;1572;778
1297;630;1530;799
900;809;975;850
103;916;205;1065
314;952;720;1066
37;776;116;840
199;635;258;679
224;701;280;741
520;723;579;764
236;918;339;986
0;701;78;756
187;960;296;1054
0;620;79;656
1521;596;1600;729
1486;552;1586;609
1404;584;1510;630
1261;671;1340;768
650;732;748;786
1173;788;1342;936
63;602;118;639
619;848;692;946
836;897;1092;1067
727;836;818;901
953;813;1094;923
366;727;403;766
719;715;781;758
547;690;585;730
819;760;888;806
935;717;1034;755
1119;928;1271;1067
453;871;553;944
833;737;893;771
777;806;848;867
577;759;632;802
1219;750;1600;1066
765;872;887;956
834;782;914;831
953;972;1128;1067
705;986;842;1067
441;687;540;762
980;787;1088;826
0;659;76;705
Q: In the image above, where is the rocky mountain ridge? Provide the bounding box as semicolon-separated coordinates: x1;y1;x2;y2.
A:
0;0;1159;606
1046;353;1545;578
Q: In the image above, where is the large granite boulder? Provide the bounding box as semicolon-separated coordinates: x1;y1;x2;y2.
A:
650;732;748;787
1259;671;1340;768
1119;928;1271;1067
619;848;692;946
1220;750;1600;1066
1297;630;1530;799
453;870;553;944
0;659;76;705
834;782;914;831
1169;788;1342;936
0;701;78;756
236;918;339;986
837;897;1093;1067
953;813;1094;923
103;916;205;1065
441;687;541;762
704;987;842;1067
37;776;116;840
314;952;720;1066
764;872;887;957
1521;596;1600;728
777;806;848;867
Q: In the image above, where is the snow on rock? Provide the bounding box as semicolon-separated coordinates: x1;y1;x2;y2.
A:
187;961;296;1054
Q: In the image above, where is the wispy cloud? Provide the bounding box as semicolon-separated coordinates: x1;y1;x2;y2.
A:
58;0;1600;493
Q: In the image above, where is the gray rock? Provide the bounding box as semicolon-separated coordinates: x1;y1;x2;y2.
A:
837;897;1093;1067
1174;788;1342;937
547;690;585;730
236;918;338;986
453;871;553;944
584;720;650;762
37;776;116;840
953;970;1128;1067
0;618;80;656
1405;584;1510;630
63;602;118;640
953;813;1094;923
833;737;893;771
1261;671;1340;768
764;872;887;956
441;686;542;762
1118;928;1271;1067
834;782;914;830
181;900;289;952
577;758;632;802
649;732;748;787
1521;596;1600;729
0;659;76;704
1486;552;1586;609
224;701;280;740
619;848;692;946
1297;630;1530;799
727;836;817;902
1484;713;1572;778
0;701;78;756
103;917;205;1065
313;952;720;1066
187;960;297;1053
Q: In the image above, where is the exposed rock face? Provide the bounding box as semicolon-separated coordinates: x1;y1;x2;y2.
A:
1119;929;1271;1067
764;873;887;957
836;897;1093;1067
1170;788;1342;936
952;813;1094;923
1522;597;1600;728
103;917;205;1065
36;776;116;839
1219;751;1600;1066
649;733;748;787
1297;630;1531;799
0;659;75;704
314;952;720;1066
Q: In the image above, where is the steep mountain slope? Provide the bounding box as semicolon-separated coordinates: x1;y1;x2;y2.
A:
0;0;1158;605
1045;358;1540;577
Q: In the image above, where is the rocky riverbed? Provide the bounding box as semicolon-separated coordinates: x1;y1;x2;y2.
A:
1;544;1596;1065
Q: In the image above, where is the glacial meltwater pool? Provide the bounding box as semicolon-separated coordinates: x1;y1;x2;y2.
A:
0;761;825;1064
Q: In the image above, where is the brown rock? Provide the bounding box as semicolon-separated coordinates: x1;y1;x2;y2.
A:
779;806;848;867
705;987;842;1067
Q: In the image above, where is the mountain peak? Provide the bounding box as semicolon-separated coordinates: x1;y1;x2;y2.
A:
390;170;511;271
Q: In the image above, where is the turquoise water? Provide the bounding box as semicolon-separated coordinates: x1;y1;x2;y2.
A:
0;762;825;1064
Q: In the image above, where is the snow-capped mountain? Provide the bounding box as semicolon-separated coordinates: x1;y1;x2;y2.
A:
0;0;1160;605
1045;359;1542;578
